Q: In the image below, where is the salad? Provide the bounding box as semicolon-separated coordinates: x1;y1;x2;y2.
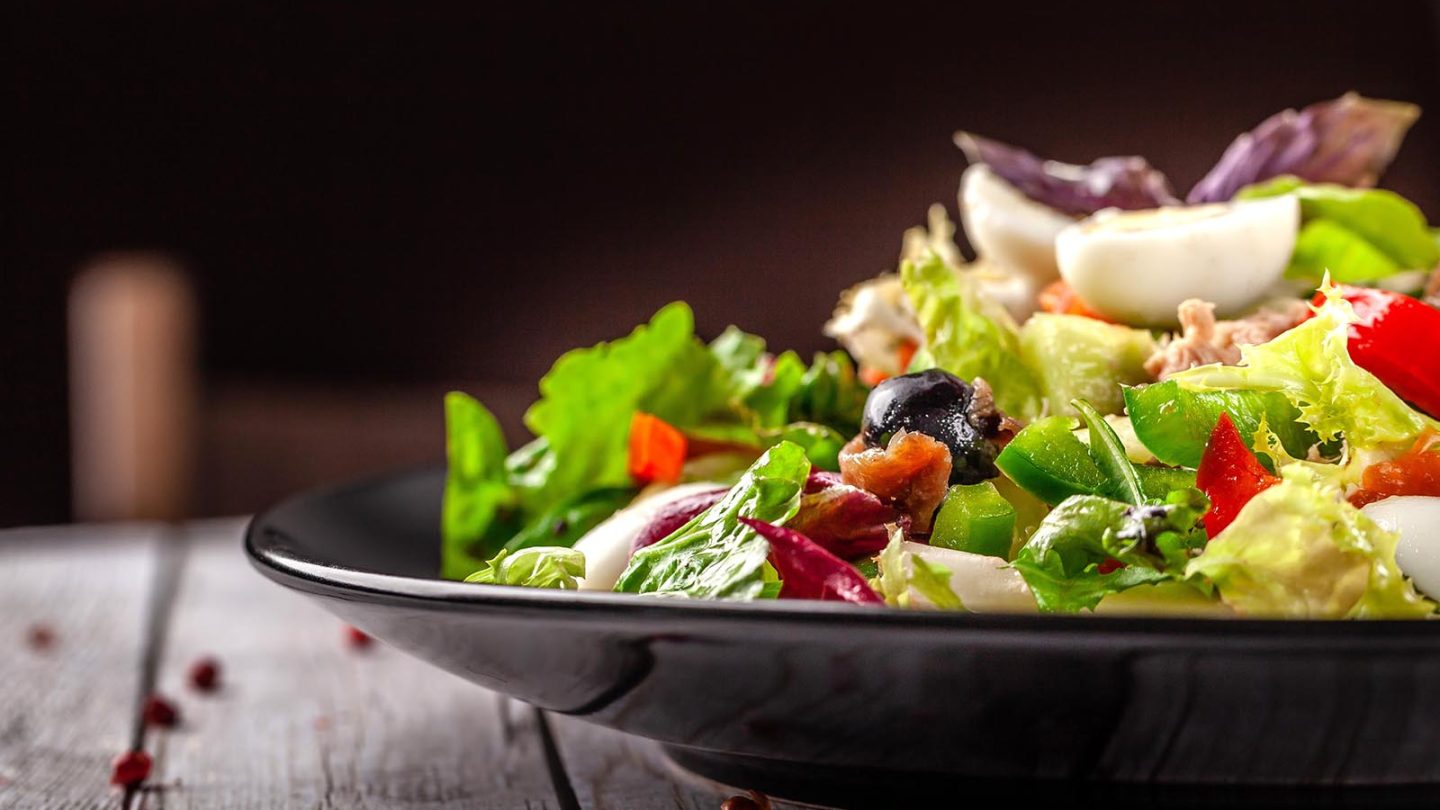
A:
443;93;1440;619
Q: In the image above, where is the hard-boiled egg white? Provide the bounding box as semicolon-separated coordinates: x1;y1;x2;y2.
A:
959;164;1075;286
1360;495;1440;601
1055;195;1300;327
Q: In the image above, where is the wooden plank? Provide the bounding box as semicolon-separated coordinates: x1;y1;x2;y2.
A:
142;520;560;809
544;714;821;810
0;524;161;810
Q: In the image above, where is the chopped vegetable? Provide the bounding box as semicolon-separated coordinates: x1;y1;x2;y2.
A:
930;482;1016;559
1195;413;1279;539
785;479;898;560
1168;283;1432;451
465;547;586;590
442;393;520;579
901;252;1043;420
1187;465;1434;618
1123;380;1317;470
630;487;728;554
1326;286;1440;419
1358;429;1440;500
1011;489;1209;612
628;412;688;485
1018;314;1155;416
1189;93;1420;204
739;519;882;604
873;529;966;610
995;416;1197;506
616;442;810;599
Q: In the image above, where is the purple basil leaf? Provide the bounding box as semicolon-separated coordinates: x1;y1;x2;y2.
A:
629;488;727;555
1188;93;1420;204
739;518;883;604
956;132;1178;216
787;482;899;560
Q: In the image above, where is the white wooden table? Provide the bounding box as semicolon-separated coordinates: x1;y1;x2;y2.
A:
0;520;817;809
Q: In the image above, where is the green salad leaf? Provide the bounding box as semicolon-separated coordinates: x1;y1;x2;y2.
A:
901;252;1043;420
1168;285;1432;451
1238;177;1440;282
1011;489;1210;613
465;547;586;589
1186;465;1434;618
522;302;723;511
1073;399;1143;506
442;393;520;579
615;442;810;599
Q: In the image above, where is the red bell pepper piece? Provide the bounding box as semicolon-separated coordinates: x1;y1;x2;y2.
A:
739;518;883;604
1195;412;1280;539
628;412;687;485
1316;286;1440;419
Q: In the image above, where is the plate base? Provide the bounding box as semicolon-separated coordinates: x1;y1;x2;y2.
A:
661;745;1440;809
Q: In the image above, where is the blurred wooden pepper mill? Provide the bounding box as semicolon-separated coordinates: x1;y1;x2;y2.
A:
69;254;197;522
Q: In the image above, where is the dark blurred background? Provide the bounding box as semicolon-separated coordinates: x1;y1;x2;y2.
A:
8;1;1440;525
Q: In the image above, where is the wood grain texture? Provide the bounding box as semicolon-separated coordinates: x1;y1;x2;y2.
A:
544;715;821;810
140;520;560;809
0;525;161;810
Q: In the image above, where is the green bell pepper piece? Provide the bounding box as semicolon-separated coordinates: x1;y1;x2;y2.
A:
931;482;1017;559
1123;381;1318;469
996;416;1196;506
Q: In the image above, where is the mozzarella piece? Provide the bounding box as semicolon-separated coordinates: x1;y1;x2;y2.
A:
572;482;722;591
959;164;1075;285
1361;496;1440;600
1056;195;1299;327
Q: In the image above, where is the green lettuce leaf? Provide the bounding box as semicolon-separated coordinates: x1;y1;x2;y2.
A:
465;546;586;589
1186;465;1434;618
615;442;810;598
1011;489;1210;613
522;302;726;511
901;252;1043;420
442;393;520;579
1238;177;1440;282
1167;285;1431;451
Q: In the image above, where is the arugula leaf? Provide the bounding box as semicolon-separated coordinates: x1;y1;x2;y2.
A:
1011;490;1209;613
615;442;811;599
1237;178;1440;282
465;547;586;589
442;393;520;579
901;252;1043;420
1187;465;1434;618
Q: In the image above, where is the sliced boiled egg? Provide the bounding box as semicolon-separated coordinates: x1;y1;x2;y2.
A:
959;164;1075;286
1055;195;1299;327
1360;496;1440;600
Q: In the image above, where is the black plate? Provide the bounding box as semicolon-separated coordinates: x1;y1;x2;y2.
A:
247;467;1440;806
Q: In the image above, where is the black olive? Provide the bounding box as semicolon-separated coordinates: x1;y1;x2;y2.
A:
861;369;999;484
